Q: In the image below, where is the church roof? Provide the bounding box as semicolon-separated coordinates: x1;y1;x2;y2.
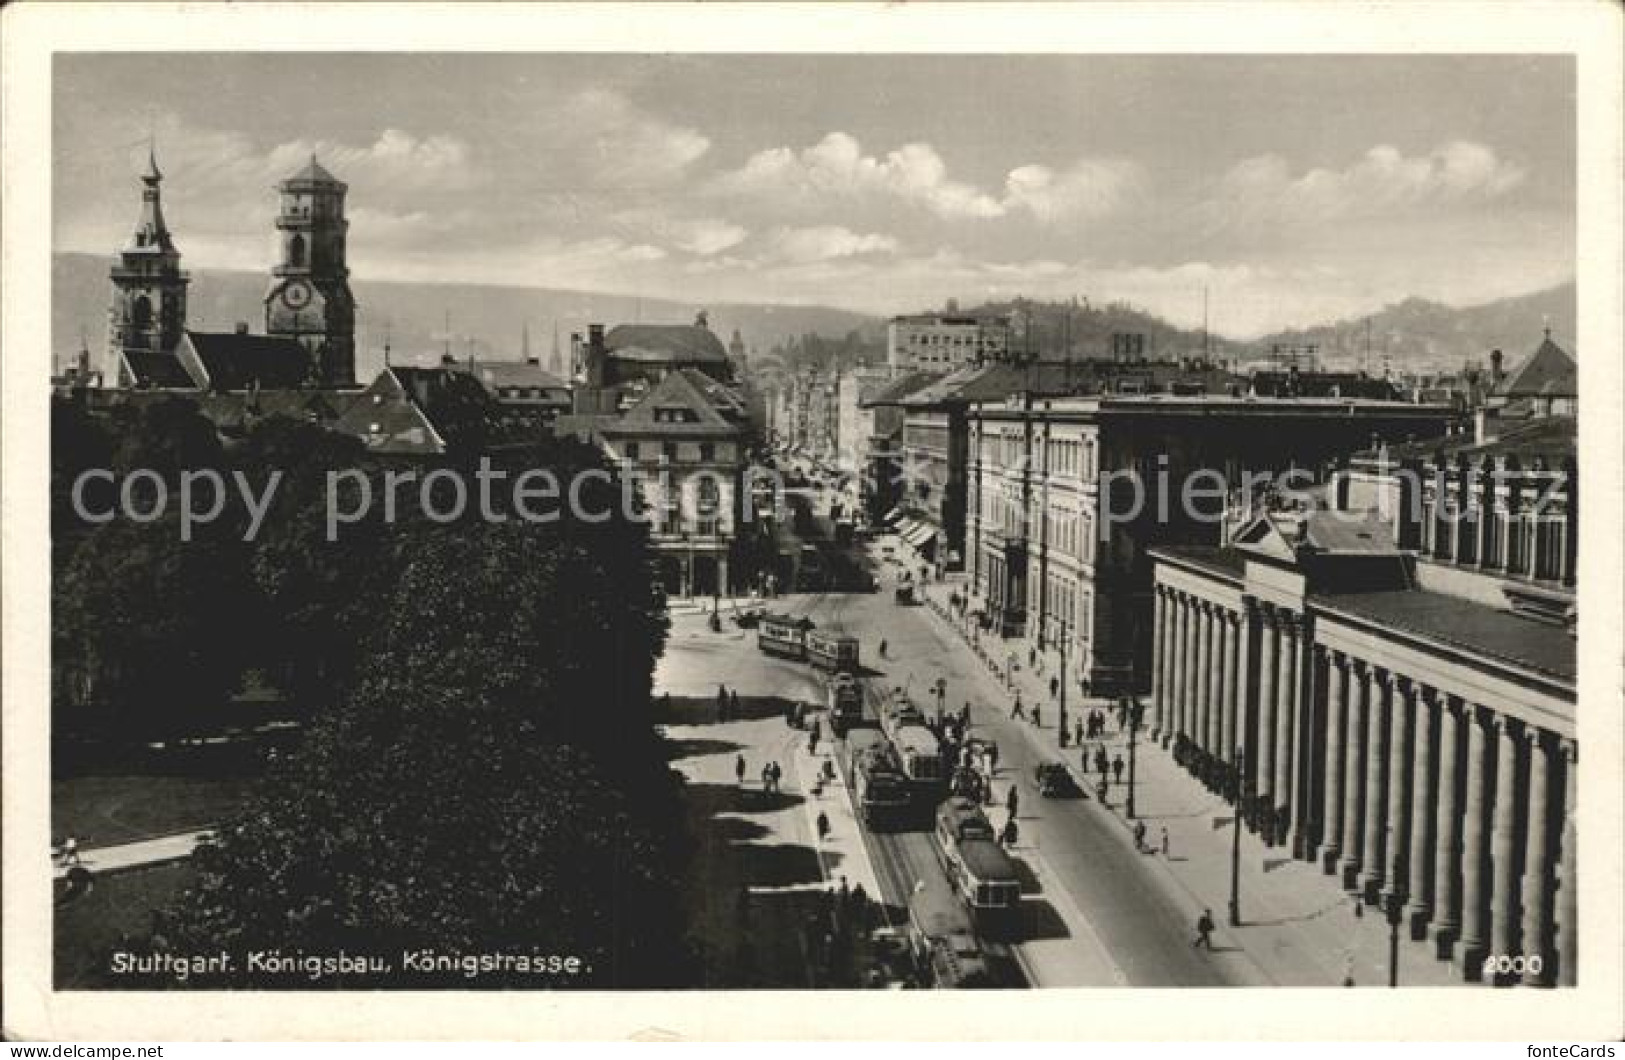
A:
604;323;729;365
120;349;197;390
1497;335;1576;398
180;331;312;392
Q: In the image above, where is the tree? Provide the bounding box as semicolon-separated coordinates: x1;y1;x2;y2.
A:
150;448;693;987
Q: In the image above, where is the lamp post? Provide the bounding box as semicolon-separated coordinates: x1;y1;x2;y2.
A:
1229;746;1245;927
934;677;947;729
1384;891;1406;987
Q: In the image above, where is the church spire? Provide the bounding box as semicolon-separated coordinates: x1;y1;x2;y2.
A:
126;143;178;256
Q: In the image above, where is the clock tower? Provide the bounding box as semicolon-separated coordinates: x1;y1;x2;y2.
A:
108;147;189;386
265;156;356;386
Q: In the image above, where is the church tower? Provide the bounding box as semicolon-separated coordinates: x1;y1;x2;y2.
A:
265;156;356;386
108;148;189;386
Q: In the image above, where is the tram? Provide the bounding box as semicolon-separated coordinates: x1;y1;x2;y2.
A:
826;673;865;735
879;695;944;795
906;872;995;989
933;797;1022;936
843;728;912;829
756;614;811;659
806;630;861;673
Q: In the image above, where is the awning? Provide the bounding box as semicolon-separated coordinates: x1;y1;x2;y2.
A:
881;506;905;527
904;521;937;549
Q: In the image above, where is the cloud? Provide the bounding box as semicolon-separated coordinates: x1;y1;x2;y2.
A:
765;225;899;264
1203;141;1526;231
608;211;748;256
1002;159;1141;221
711;132;1002;220
552;89;711;188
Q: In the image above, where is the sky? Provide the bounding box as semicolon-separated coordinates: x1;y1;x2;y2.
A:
54;54;1575;337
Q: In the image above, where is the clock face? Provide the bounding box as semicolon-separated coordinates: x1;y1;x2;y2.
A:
282;281;312;309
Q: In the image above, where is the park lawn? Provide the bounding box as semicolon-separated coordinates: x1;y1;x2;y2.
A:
54;861;194;989
53;774;259;848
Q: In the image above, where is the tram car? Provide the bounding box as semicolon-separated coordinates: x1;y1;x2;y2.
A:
756;613;812;659
878;697;944;795
906;872;995;989
843;728;912;829
826;674;865;736
806;630;861;673
933;797;1022;936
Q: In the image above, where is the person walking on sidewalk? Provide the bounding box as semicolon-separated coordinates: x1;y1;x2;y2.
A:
1049;675;1059;700
1032;704;1042;729
1112;754;1125;785
1074;718;1085;747
718;683;730;720
817;811;831;842
736;754;747;787
1134;821;1148;853
731;690;743;718
761;763;774;793
1095;746;1110;778
1010;694;1025;722
1007;785;1020;819
809;720;821;756
1160;826;1170;857
1193;909;1215;950
879;638;888;658
1001;817;1020;850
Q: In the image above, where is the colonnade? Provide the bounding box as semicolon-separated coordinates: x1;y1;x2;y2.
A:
1149;583;1577;986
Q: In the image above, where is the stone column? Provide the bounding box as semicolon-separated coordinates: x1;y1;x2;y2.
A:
1321;651;1349;875
1381;674;1413;906
1432;696;1464;958
1358;665;1389;903
1167;593;1188;748
1273;615;1299;850
1458;706;1492;979
1406;685;1437;936
1489;715;1523;985
1158;588;1177;740
1194;602;1213;759
1340;659;1369;892
1185;598;1204;743
1255;606;1279;834
1208;609;1228;766
1555;742;1577;987
1150;587;1168;738
1521;728;1554;986
1221;609;1241;773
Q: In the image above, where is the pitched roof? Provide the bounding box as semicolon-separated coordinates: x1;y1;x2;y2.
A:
182;331;312;391
120;349;198;390
283;155;342;186
604;324;728;364
604;368;741;438
1498;336;1576;398
1369;414;1575;466
334;366;494;455
451;359;570;394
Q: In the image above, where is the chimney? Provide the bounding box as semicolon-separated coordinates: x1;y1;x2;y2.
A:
234;321;250;335
1489;348;1505;389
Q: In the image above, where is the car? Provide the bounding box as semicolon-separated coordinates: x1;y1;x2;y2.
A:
1033;762;1082;798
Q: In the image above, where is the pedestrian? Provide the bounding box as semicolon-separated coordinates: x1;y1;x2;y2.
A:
1007;785;1020;819
838;875;851;907
1001;818;1019;849
1096;747;1109;777
1032;704;1042;729
879;638;888;658
1049;675;1059;700
960;702;971;728
1112;754;1125;785
1134;820;1148;853
774;761;786;791
736;754;747;786
817;811;831;842
1029;647;1037;668
1074;718;1084;747
851;883;870;931
1010;694;1025;722
731;690;743;718
1161;826;1170;857
809;723;821;756
718;683;729;719
1194;908;1215;950
988;742;1000;775
762;764;774;792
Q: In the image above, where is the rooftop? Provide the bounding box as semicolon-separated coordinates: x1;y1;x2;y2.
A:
605;323;729;365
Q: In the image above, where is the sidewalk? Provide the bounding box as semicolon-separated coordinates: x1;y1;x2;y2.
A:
918;580;1463;988
53;829;211;880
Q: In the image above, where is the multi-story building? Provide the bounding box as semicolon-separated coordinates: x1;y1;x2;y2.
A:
556;317;754;597
835;365;897;474
887;313;1012;372
967;391;1456;695
1147;406;1576;986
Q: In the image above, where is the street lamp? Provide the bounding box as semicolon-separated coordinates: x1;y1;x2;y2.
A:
1054;619;1069;748
1228;746;1245;927
1384;891;1406;987
934;677;947;729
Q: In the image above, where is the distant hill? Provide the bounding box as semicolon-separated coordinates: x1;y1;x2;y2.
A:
956;296;1242;362
1249;282;1576;375
52;252;883;381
